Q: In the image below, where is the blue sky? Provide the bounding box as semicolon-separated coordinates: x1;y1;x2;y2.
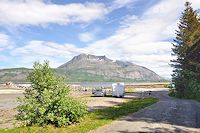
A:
0;0;200;78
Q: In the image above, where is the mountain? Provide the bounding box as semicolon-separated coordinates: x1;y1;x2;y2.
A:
0;54;163;82
0;68;31;83
57;54;163;82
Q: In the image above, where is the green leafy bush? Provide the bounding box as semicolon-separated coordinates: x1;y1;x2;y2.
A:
16;61;87;127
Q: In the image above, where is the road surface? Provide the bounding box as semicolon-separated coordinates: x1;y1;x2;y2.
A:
92;89;200;133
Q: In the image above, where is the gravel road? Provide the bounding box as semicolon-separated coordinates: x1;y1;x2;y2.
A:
92;89;200;133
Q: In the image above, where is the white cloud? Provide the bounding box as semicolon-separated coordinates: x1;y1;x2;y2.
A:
0;0;141;27
0;0;108;26
7;0;200;78
11;40;88;67
78;32;95;42
0;33;13;62
12;40;88;56
120;15;138;27
0;33;13;51
0;33;9;46
190;0;200;9
85;0;198;78
109;0;137;11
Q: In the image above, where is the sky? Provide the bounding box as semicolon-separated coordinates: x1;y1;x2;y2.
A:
0;0;200;79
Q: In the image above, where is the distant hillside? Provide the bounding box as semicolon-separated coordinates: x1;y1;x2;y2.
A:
0;68;31;82
0;54;163;82
58;54;163;82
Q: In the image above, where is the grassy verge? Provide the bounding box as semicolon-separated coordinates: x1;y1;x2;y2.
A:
1;98;158;133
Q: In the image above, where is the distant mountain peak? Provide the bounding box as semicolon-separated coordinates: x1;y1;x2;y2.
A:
69;53;111;62
57;53;163;81
0;53;163;82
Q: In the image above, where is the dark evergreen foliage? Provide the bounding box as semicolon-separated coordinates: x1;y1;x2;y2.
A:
171;1;200;100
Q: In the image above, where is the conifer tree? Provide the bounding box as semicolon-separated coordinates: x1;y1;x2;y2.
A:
171;1;200;97
185;38;200;99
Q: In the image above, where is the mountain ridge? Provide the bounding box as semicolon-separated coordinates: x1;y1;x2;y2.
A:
58;54;163;81
0;54;163;82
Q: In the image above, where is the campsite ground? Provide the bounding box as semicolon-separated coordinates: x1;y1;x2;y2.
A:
0;86;143;128
1;86;199;133
92;89;200;133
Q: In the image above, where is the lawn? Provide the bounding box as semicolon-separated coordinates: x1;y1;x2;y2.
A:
1;98;158;133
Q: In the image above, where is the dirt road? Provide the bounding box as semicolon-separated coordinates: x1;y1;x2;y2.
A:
92;89;200;133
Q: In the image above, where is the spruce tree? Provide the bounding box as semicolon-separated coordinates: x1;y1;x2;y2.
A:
171;1;200;97
185;39;200;99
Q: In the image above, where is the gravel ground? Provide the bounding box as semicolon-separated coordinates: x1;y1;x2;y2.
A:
0;88;139;128
92;89;200;133
3;87;199;133
0;93;23;128
86;95;137;111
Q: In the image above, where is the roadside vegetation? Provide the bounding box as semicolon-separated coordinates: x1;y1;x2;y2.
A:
170;1;200;102
16;61;87;127
1;98;158;133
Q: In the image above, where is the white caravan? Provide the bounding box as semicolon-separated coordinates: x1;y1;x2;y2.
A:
112;83;125;97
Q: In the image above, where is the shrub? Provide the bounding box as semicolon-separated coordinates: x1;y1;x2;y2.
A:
16;61;87;127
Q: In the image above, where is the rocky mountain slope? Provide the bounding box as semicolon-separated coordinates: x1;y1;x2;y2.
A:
57;54;162;82
0;54;163;82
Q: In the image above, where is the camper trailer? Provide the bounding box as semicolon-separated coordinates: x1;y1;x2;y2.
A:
112;83;125;97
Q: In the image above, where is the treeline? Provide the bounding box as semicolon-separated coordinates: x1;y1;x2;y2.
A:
171;1;200;101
